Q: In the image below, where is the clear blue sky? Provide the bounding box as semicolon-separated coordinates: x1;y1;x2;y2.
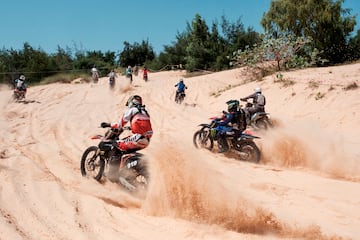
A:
1;0;359;55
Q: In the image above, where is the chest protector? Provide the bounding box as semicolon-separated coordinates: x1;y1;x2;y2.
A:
130;109;153;138
229;110;247;132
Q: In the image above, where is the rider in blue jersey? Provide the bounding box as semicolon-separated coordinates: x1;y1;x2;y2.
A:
174;79;187;101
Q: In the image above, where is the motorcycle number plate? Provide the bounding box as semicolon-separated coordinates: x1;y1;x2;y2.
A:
127;160;138;168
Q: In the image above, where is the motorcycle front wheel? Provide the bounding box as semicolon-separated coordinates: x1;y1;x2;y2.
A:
80;146;105;181
193;129;214;150
233;141;261;163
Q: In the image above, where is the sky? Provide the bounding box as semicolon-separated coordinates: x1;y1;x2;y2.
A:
1;0;360;55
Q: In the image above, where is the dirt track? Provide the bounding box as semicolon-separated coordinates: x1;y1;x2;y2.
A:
0;64;359;239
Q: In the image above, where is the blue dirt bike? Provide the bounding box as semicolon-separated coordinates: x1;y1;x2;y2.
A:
193;117;261;163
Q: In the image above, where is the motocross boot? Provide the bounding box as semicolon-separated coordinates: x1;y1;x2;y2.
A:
107;155;121;182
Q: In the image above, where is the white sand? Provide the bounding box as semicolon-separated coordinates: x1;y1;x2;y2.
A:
0;63;359;239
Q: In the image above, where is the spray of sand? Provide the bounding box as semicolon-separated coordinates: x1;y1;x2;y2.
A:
140;144;343;239
260;121;360;181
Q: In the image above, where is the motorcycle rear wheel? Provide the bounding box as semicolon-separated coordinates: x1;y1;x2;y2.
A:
175;94;184;104
80;146;105;181
193;130;214;150
129;159;150;190
255;119;268;130
233;141;261;163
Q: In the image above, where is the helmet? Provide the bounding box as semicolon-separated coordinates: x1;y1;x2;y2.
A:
180;79;183;82
254;87;262;93
126;95;142;108
226;99;239;112
19;75;26;81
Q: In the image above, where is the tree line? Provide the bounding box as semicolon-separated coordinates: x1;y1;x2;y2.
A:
1;0;359;85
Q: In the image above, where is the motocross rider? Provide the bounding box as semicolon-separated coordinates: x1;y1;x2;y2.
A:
174;79;187;101
126;65;133;83
102;95;153;152
91;65;99;83
240;87;266;121
101;95;153;181
143;66;148;81
108;69;117;83
214;100;246;153
14;74;27;93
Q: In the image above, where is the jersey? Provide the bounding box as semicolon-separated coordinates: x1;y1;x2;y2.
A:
15;79;27;91
235;109;247;131
109;71;116;78
175;82;186;92
126;67;132;76
256;93;265;106
119;106;153;139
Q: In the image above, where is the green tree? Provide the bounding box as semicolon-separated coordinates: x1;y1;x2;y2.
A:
155;31;189;70
185;14;212;71
49;46;73;72
349;29;360;60
118;40;155;67
261;0;357;64
231;34;314;71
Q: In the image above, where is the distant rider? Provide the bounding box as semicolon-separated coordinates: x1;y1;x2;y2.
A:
108;69;117;84
240;87;266;120
126;65;133;83
14;74;27;93
91;65;99;83
174;79;187;101
143;66;148;81
214;100;246;153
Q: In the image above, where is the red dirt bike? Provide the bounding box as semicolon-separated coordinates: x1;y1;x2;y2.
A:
80;125;149;192
143;73;148;82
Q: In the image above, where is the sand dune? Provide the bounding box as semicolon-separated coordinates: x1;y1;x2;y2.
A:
0;63;359;240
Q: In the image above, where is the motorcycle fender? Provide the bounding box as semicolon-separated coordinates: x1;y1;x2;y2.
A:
121;154;139;169
238;134;259;141
251;112;267;122
127;159;138;169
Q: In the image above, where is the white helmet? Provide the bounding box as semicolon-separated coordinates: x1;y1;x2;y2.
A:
254;87;261;93
19;75;26;81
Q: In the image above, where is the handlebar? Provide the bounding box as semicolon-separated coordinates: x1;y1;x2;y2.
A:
100;122;131;131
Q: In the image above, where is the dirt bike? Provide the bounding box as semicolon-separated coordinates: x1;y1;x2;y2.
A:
80;125;149;192
175;91;186;104
143;73;148;82
13;89;26;101
240;99;273;130
193;117;261;163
